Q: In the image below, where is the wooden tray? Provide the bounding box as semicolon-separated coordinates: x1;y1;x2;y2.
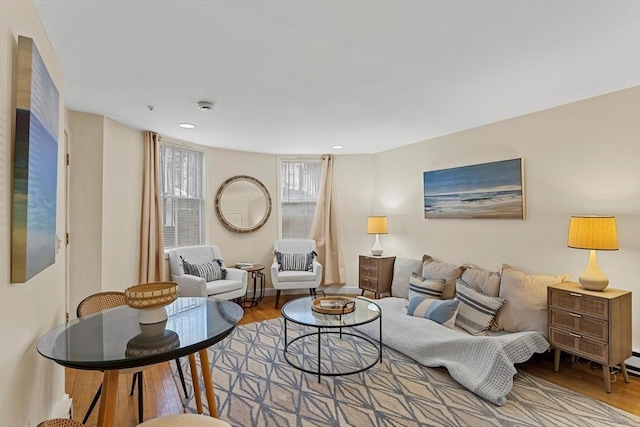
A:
311;297;356;315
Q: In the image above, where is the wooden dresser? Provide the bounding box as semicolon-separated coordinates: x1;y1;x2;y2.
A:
548;281;632;392
358;255;395;299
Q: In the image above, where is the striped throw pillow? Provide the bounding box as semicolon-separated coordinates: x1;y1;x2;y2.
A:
407;296;460;329
408;272;445;300
181;257;227;281
454;279;505;335
276;251;317;272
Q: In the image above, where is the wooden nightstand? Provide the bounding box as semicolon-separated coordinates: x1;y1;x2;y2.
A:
548;281;632;393
359;255;395;299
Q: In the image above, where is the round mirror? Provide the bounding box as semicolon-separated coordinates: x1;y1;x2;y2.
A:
215;175;271;233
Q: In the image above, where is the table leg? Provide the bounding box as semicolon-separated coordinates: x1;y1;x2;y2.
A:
553;348;561;372
97;369;119;427
620;363;630;383
188;353;203;414
317;328;321;383
602;364;612;393
199;348;218;417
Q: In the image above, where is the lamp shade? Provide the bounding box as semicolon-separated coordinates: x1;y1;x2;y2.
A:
567;216;618;251
367;216;388;234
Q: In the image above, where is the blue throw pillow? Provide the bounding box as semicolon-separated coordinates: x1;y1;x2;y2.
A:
407;296;460;329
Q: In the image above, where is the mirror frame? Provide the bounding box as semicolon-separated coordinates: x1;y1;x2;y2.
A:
215;175;272;233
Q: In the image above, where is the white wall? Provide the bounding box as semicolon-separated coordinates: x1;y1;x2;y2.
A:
102;118;143;289
0;1;68;424
67;111;104;314
372;87;640;349
67;113;144;316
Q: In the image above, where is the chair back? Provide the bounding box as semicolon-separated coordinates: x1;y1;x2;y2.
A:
167;245;225;277
273;239;316;254
77;291;127;317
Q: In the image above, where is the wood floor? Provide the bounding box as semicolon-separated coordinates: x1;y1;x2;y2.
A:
65;294;640;426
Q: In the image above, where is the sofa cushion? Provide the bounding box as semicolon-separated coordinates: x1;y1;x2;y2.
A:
461;265;501;297
407;296;460;329
454;279;505;335
391;257;423;299
276;251;316;272
421;255;464;299
495;264;571;335
408;273;445;300
181;257;226;281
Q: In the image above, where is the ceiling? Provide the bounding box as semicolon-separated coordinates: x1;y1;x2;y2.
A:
33;1;640;155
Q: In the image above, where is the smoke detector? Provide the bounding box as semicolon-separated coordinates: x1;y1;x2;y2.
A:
197;101;215;111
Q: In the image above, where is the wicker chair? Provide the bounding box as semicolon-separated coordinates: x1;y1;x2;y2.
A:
76;291;188;424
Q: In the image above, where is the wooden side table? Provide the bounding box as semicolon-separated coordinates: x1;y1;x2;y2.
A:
236;264;265;308
358;255;395;299
548;281;632;392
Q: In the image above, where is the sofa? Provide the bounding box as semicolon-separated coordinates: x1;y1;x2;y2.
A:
167;245;248;301
356;254;571;405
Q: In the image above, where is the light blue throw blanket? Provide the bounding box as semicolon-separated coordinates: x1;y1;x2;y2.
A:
356;297;550;405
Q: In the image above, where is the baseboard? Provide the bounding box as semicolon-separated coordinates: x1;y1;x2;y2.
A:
51;393;73;418
254;285;361;298
625;352;640;376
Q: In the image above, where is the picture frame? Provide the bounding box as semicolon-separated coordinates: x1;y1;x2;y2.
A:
11;36;59;282
423;158;525;219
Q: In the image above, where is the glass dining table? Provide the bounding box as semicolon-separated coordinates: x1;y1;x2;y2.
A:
37;297;243;427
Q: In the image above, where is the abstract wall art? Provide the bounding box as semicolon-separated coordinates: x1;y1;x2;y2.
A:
11;36;59;282
423;158;525;219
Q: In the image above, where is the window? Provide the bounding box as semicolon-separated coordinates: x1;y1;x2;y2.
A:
280;159;321;239
160;144;204;249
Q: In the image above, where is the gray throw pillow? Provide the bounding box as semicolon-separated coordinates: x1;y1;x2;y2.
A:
276;251;317;272
181;256;226;281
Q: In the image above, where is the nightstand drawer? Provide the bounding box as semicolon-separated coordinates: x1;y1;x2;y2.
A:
548;289;608;320
549;309;608;341
359;277;377;291
549;327;607;364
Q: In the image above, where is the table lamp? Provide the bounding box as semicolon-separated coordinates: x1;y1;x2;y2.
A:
367;216;388;256
567;215;618;291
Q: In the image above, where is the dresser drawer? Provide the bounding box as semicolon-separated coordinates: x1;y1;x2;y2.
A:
549;309;608;341
549;327;607;364
548;289;608;320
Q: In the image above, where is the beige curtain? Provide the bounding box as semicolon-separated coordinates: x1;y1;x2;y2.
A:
139;131;165;283
310;154;346;285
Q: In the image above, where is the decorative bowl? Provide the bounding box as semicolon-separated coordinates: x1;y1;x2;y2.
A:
124;282;178;324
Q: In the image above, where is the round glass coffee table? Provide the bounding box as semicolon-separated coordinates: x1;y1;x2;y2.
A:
281;296;382;382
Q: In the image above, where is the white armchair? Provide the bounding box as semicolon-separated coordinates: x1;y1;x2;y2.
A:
270;239;323;308
167;245;247;302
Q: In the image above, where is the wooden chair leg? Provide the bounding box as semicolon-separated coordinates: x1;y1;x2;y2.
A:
274;290;281;309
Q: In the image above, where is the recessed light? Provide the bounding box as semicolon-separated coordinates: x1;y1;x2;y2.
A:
178;123;196;129
332;145;344;150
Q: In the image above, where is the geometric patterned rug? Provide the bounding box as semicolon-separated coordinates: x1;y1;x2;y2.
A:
172;318;640;426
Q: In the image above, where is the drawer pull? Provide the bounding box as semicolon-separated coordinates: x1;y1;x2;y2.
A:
569;313;582;318
569;292;583;297
569;332;582;339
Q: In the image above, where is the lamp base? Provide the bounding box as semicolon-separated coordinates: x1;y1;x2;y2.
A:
371;234;384;256
578;250;609;291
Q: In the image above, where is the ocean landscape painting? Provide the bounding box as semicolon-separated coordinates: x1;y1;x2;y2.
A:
423;158;524;219
11;36;59;282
